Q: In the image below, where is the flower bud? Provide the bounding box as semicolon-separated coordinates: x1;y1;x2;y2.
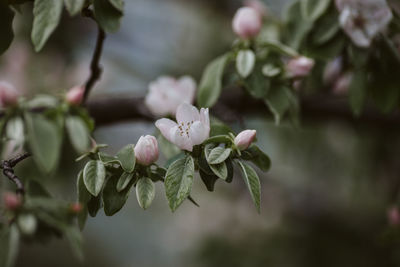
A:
0;81;19;107
134;135;159;166
66;85;85;105
70;202;83;214
333;72;352;95
232;7;262;39
234;130;257;150
3;192;22;210
388;206;400;226
286;56;315;78
323;57;343;85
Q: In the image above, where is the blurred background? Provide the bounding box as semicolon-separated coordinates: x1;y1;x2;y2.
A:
2;0;400;266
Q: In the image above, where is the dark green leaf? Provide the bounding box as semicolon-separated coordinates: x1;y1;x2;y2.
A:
93;0;123;33
77;171;91;229
0;4;14;55
87;195;102;217
64;0;85;16
116;144;135;173
64;226;83;261
349;70;367;116
25;113;62;173
116;172;134;192
165;155;195;212
31;0;63;51
199;169;218;192
264;86;293;124
83;160;106;197
197;53;230;108
0;225;20;267
241;145;271;172
102;176;132;216
237;161;261;213
136;177;155;210
301;0;331;22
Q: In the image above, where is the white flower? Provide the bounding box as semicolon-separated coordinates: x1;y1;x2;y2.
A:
155;103;210;152
145;76;196;117
336;0;393;48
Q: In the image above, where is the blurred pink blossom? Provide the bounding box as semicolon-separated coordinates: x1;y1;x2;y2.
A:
0;81;19;108
232;7;263;39
388;206;400;226
66;85;85;105
286;56;315;78
3;192;22;210
145;76;196;117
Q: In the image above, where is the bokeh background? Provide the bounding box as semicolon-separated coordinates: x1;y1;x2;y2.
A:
1;0;400;266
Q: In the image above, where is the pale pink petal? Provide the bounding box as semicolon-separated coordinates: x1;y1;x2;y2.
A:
189;121;209;146
177;76;196;104
176;103;200;124
199;108;210;131
155;118;177;140
170;126;193;151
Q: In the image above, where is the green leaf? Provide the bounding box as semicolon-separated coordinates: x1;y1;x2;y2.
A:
237;161;261;213
0;4;14;55
64;226;83;261
236;49;256;78
203;135;233;145
0;225;20;267
349;70;367;116
66;116;90;154
31;0;63;52
197;53;230;108
301;0;331;22
260;40;299;57
98;152;120;164
77;171;91;229
17;213;37;235
284;1;313;50
165;155;195;212
264;87;292;124
206;147;231;165
25;94;59;109
210;121;233;136
102;176;132;216
83;160;106;197
25;113;62;173
109;0;124;11
136;177;155;210
93;0;123;33
64;0;85;16
6;117;24;147
199;169;218;192
241;145;271;172
116;172;134;192
87;195;102;217
226;158;234;183
116;144;135;173
311;9;340;45
204;145;227;180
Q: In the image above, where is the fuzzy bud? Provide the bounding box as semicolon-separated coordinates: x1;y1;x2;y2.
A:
232;7;262;39
286;56;315;78
66;86;85;105
134;135;159;166
0;81;19;107
234;130;257;150
3;192;22;210
70;202;83;213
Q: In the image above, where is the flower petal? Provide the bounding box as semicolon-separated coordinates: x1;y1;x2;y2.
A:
189;121;209;146
170;126;193;151
199;108;210;130
176;103;200;124
155;118;177;141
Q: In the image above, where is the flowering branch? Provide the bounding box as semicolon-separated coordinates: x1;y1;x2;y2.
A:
0;152;31;196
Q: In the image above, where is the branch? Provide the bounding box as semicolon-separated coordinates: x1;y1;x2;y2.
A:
0;152;31;196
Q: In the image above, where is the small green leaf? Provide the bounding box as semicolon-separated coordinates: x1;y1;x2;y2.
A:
116;172;134;192
66;116;90;154
136;177;155;210
116;144;135;173
87;195;102;217
83;160;106;197
203;135;233;145
64;0;85;16
301;0;331;22
25;113;62;173
199;169;218;192
260;40;299;57
31;0;63;52
206;147;231;165
165;155;195;212
0;4;14;55
241;145;271;172
197;53;230;108
93;0;123;33
17;214;37;235
236;49;256;78
209;162;227;180
264;86;294;124
102;176;132;216
98;152;119;164
237;161;261;213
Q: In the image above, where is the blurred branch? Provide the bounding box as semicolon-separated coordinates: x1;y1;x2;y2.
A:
0;152;31;196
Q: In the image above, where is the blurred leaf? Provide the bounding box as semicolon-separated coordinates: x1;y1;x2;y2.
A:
0;4;14;55
136;177;155;210
284;0;313;50
264;87;292;124
158;133;180;158
204;135;232;145
102;176;132;216
64;0;85;16
260;40;299;57
25;113;62;173
311;8;339;45
206;147;231;165
93;0;123;33
31;0;63;52
108;0;124;11
301;0;331;22
116;144;135;173
98;152;119;164
237;161;261;213
209;120;233;136
165;155;194;212
66;116;90;154
26;180;52;198
116;172;134;192
0;225;20;267
77;171;91;229
17;213;37;235
199;169;218;192
236;49;256;78
246;65;271;99
349;70;367;116
241;145;271;172
6;116;24;147
64;226;83;261
26;95;59;109
87;194;102;217
197;53;231;108
83;160;106;197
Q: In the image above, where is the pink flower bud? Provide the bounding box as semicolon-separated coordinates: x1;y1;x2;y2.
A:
388;206;400;226
333;72;352;95
66;86;85;105
134;135;159;166
286;56;315;78
244;0;268;16
232;7;262;39
3;192;22;210
0;81;19;107
234;130;257;150
323;57;343;85
70;202;83;214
